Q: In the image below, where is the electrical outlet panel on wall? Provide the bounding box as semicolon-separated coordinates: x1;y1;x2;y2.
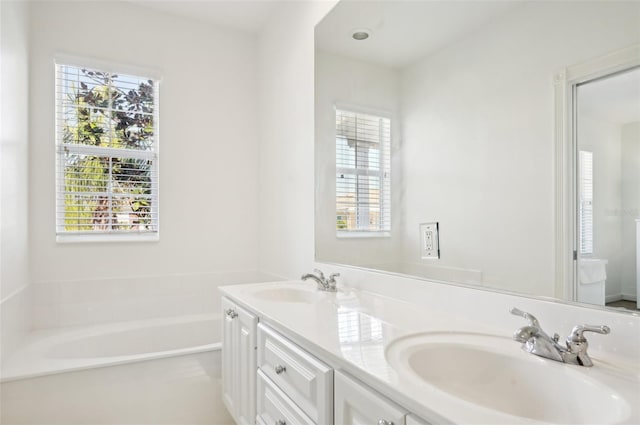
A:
420;222;440;259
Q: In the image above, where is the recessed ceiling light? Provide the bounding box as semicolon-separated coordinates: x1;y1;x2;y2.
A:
351;28;372;41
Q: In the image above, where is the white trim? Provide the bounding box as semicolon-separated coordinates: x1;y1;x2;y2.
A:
335;107;391;234
333;102;392;119
554;44;640;303
152;79;161;237
54;53;162;81
54;61;160;241
605;294;625;304
337;231;391;239
56;232;159;243
59;144;156;160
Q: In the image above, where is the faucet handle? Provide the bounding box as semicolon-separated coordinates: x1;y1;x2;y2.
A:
510;307;541;328
327;273;340;289
313;268;326;281
565;325;610;367
568;324;610;343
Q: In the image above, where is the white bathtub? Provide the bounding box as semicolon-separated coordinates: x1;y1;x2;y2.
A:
1;348;233;424
0;314;221;382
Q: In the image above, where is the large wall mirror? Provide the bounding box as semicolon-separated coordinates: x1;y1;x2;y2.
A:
314;1;640;313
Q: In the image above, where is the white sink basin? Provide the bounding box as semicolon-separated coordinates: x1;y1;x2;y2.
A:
386;332;629;424
253;287;322;304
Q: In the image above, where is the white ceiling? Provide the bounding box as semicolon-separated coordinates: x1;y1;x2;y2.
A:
126;1;521;51
579;67;640;125
125;0;287;33
315;0;521;69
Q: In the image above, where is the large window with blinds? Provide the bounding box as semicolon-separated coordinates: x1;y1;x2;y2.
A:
579;150;593;255
55;63;159;241
335;108;391;235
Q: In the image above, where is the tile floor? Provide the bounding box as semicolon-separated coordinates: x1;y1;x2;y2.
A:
605;300;639;311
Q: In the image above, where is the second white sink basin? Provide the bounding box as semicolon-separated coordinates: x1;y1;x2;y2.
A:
253;287;322;304
386;332;629;424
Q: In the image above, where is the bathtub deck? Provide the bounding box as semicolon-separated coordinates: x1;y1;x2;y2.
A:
0;314;220;383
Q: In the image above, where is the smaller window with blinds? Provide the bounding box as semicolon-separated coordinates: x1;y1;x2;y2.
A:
579;150;593;255
335;108;391;236
55;62;159;241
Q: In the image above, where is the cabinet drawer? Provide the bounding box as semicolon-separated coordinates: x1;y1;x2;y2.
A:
258;323;333;424
257;370;315;425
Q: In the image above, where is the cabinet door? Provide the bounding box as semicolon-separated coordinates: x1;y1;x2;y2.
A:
236;303;258;425
335;371;407;425
221;298;258;425
221;297;237;417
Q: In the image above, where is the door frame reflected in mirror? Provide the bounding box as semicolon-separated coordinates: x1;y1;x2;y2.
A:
554;44;640;311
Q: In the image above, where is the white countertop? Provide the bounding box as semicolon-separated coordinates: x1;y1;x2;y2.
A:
220;281;640;425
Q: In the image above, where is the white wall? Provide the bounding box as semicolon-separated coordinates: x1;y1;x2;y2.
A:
256;1;337;280
315;50;401;269
28;1;266;328
621;122;640;299
1;0;31;363
398;1;640;297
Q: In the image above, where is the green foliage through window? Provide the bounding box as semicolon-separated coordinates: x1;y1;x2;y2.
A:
56;64;158;235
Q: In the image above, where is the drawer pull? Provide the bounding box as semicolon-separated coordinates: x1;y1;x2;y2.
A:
274;364;287;374
378;421;394;425
276;421;286;425
225;309;238;319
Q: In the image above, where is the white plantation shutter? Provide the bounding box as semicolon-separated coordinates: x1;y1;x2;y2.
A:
579;150;593;254
335;108;391;234
55;63;159;240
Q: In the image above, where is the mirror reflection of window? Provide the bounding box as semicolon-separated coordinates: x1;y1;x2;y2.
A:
337;308;383;345
579;150;594;255
336;307;392;380
315;0;640;311
335;108;391;235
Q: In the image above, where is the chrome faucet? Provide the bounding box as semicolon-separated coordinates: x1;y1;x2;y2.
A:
301;269;339;292
510;307;610;367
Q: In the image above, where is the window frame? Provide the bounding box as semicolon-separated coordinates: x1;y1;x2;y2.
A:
334;105;391;238
54;57;161;243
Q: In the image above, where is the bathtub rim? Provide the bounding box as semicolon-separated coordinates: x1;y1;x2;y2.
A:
0;314;221;383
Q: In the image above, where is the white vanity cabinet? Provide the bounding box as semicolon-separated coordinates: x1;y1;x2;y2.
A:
257;323;333;425
221;293;432;425
334;370;408;425
257;370;316;425
221;297;258;425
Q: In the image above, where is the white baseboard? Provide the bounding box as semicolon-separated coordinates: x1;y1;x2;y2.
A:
606;293;637;303
605;294;624;303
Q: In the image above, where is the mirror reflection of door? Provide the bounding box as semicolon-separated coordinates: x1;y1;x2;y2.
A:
576;67;640;311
